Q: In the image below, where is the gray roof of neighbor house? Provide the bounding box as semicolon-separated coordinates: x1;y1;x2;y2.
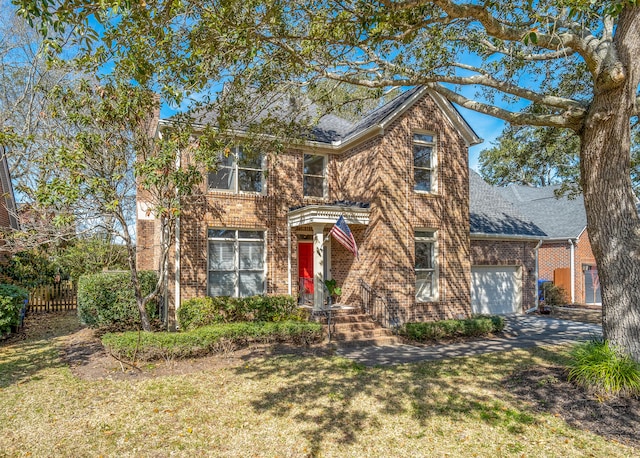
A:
174;86;481;147
0;148;19;230
469;170;546;238
498;184;587;239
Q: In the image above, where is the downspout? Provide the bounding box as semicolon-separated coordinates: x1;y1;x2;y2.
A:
174;149;181;329
287;219;292;295
569;238;575;304
526;240;543;313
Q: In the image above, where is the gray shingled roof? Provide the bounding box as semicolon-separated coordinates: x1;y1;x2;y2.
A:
469;171;546;238
175;86;432;144
498;185;587;239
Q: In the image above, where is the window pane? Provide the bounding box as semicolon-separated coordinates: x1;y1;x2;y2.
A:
304;176;324;197
239;272;264;297
209;241;235;270
217;152;234;167
208;229;235;239
238;231;264;240
414;133;434;143
415;231;435;239
239;241;264;269
416;271;434;299
414;169;432;192
208;271;236;297
413;145;432;168
238;169;263;192
304;154;324;175
415;241;434;269
237;146;263;169
208;166;235;190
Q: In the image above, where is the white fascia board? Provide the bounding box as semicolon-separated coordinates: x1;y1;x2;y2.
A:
427;90;483;147
288;205;370;227
470;233;544;242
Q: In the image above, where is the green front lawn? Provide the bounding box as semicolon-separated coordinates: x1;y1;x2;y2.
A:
0;313;634;457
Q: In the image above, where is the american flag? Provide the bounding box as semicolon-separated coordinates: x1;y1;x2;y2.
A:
329;215;359;260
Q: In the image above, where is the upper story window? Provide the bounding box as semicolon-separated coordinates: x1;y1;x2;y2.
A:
303;154;326;198
413;133;436;193
415;230;439;301
208;146;264;193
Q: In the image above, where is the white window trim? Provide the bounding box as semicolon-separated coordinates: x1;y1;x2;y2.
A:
415;229;439;302
207;229;267;297
303;153;328;199
208;146;266;195
413;132;437;194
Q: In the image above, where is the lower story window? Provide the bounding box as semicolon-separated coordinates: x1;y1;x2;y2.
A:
415;230;438;301
208;229;265;297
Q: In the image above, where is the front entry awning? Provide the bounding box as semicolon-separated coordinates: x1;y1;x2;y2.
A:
287;201;370;227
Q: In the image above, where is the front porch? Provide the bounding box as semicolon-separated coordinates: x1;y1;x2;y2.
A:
287;202;370;311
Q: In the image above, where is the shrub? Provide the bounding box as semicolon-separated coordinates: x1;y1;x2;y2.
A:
102;320;323;361
399;315;505;341
567;338;640;398
542;284;568;306
178;295;301;330
77;271;160;331
0;284;28;335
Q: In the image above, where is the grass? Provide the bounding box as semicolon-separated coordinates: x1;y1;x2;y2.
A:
102;321;323;361
0;313;635;457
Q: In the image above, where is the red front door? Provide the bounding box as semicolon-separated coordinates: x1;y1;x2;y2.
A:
298;242;314;293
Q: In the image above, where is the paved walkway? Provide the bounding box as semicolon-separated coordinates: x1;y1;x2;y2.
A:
336;315;602;366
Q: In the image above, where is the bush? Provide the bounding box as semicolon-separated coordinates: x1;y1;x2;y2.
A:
542;284;568;306
399;315;505;341
0;284;28;335
77;271;160;331
178;295;301;330
567;338;640;398
102;320;323;361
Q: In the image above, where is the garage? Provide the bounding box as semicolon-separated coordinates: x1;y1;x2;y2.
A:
471;265;522;315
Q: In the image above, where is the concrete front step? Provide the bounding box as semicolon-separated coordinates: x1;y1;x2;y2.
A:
330;329;396;341
334;335;404;347
331;322;377;332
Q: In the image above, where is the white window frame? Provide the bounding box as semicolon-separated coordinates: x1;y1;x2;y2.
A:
208;146;266;194
303;153;327;198
413;132;437;193
207;229;267;297
415;229;439;301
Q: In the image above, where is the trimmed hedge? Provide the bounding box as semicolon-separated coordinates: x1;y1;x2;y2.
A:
399;315;505;341
102;320;323;361
178;295;303;330
0;284;28;335
77;271;160;331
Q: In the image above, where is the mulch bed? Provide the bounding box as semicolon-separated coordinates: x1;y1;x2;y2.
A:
505;366;640;447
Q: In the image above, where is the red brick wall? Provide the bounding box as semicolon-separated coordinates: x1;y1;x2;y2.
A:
470;239;539;312
137;91;473;324
536;232;595;304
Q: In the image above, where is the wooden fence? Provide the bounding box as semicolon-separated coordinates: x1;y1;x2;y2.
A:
28;281;77;313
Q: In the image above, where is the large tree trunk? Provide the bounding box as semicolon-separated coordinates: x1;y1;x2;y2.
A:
580;7;640;361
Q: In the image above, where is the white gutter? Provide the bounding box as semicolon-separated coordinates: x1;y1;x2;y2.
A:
470;233;544;242
569;238;575;303
526;239;544;313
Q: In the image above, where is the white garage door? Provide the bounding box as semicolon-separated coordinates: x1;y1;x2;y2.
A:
471;266;521;315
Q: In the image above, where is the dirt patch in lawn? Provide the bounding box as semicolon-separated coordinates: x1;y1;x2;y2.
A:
505;366;640;447
60;322;334;381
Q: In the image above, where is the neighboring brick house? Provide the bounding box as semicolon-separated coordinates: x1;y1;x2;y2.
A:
138;87;493;327
0;149;19;263
469;171;546;314
499;186;600;305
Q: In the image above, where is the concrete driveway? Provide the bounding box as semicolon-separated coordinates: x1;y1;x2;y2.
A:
336;315;602;366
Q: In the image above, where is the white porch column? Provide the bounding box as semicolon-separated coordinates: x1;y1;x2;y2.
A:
312;223;325;310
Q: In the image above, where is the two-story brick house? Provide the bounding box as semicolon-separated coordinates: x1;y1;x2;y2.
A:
138;86;496;327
